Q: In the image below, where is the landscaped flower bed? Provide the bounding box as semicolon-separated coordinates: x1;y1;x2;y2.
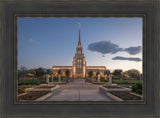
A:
18;88;25;95
18;92;49;100
18;85;35;95
110;91;142;100
36;85;55;89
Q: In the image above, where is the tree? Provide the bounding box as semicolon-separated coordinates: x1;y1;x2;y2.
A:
104;70;110;76
113;69;123;76
125;69;140;78
20;66;27;78
35;67;45;77
18;69;20;80
88;71;93;78
58;69;61;75
65;69;70;78
96;71;100;76
47;69;52;74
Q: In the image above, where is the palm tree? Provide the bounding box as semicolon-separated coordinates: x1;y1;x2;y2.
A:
65;69;70;82
88;71;93;78
35;67;45;78
58;69;61;75
47;69;52;74
65;69;70;78
104;69;110;76
96;71;100;76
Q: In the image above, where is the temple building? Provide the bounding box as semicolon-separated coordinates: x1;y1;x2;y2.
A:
52;23;106;78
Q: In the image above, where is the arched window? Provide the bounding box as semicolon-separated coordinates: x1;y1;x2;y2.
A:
76;59;82;68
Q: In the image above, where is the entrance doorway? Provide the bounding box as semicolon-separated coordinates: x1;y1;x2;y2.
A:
76;73;83;78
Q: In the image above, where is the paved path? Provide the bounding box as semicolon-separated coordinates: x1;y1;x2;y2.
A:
46;82;112;101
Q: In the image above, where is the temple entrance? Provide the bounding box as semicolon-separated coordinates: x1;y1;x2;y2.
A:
76;73;83;78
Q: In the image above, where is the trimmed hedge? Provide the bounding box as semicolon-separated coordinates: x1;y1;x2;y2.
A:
18;78;46;85
131;83;142;94
113;79;142;84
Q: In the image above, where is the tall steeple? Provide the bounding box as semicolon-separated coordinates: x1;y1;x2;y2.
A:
78;22;81;47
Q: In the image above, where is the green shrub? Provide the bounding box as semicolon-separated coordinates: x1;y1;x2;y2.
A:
113;79;142;84
18;88;25;94
131;85;137;92
136;89;142;94
101;79;107;82
18;85;34;91
136;83;142;90
131;83;142;94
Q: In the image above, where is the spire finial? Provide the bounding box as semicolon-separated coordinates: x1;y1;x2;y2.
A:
78;22;80;29
78;22;81;47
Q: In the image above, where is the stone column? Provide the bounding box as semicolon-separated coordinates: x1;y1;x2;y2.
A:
51;74;53;82
104;74;107;81
46;74;49;84
98;74;100;82
109;74;112;84
58;74;61;82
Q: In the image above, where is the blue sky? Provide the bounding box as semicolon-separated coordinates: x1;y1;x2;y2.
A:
18;17;142;73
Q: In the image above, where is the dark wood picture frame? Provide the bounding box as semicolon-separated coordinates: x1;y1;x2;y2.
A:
1;0;160;117
14;14;146;105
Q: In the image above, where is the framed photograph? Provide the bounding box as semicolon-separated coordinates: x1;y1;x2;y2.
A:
1;0;160;118
16;16;144;104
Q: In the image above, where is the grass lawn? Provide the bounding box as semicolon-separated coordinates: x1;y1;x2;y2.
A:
121;85;130;88
18;78;46;85
18;85;36;95
113;79;142;84
18;85;35;91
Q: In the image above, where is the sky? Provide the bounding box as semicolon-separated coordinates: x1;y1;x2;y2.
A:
18;17;142;73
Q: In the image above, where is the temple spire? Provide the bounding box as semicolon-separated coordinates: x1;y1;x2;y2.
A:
78;22;81;47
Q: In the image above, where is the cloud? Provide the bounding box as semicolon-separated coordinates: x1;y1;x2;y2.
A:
87;41;123;54
124;46;142;55
112;56;142;62
87;41;142;55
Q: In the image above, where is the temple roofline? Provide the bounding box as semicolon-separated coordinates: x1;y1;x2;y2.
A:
52;66;72;67
86;66;106;70
52;66;72;70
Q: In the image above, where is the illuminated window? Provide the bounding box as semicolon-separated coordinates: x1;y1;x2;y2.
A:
78;50;81;53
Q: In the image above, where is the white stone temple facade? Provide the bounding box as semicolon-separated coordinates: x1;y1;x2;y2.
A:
52;23;106;78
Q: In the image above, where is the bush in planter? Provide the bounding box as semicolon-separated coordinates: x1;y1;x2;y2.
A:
131;85;137;92
101;79;107;82
131;83;142;94
136;89;142;94
136;83;142;90
18;88;25;94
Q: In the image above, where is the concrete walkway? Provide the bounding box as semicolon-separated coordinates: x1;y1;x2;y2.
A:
46;82;112;101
